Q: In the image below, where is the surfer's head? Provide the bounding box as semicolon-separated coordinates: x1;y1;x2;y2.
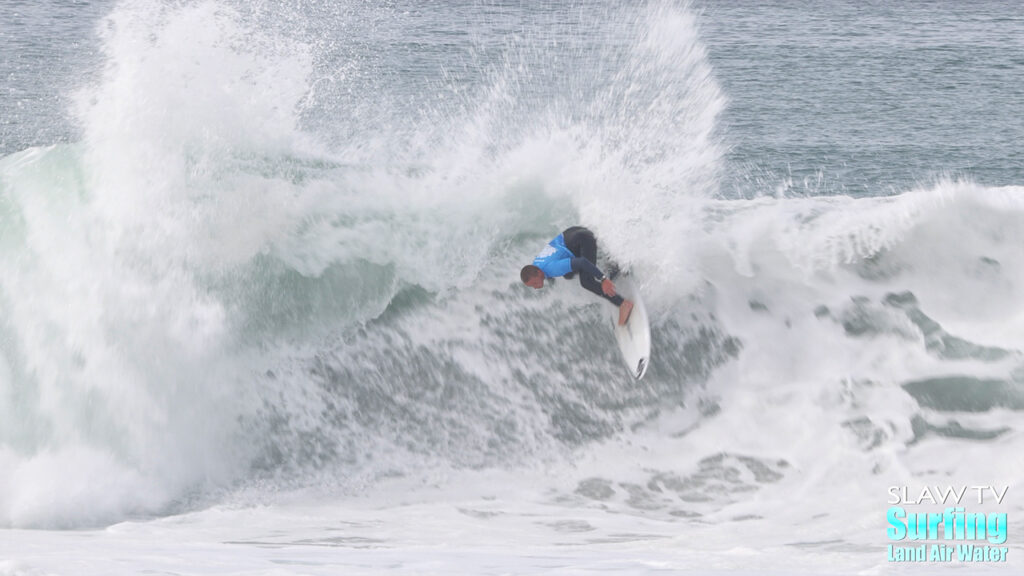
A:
520;265;544;289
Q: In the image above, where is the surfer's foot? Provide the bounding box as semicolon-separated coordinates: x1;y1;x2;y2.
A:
618;300;634;326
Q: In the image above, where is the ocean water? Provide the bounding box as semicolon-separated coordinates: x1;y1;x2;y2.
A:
1;0;1023;574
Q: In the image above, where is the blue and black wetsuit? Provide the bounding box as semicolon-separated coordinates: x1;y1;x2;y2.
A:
533;226;624;306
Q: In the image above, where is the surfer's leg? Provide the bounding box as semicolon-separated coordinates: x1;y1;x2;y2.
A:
561;227;587;280
573;230;620;280
563;228;598;269
569;229;624;306
561;226;588;242
567;229;632;323
569;231;622;307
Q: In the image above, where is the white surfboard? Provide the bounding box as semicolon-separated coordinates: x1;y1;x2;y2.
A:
607;276;651;380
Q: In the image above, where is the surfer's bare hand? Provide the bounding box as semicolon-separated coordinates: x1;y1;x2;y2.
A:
601;277;616;296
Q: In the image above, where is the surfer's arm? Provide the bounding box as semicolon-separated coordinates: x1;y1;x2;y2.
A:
570;257;616;296
570;257;603;280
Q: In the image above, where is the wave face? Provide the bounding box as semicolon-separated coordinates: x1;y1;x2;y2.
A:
1;0;1023;532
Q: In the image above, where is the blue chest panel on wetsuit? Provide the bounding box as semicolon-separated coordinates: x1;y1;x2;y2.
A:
533;234;575;278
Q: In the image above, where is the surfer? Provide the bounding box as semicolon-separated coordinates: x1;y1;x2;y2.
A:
521;226;634;325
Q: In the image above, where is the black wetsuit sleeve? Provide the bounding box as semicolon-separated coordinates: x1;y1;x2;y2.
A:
570;257;603;280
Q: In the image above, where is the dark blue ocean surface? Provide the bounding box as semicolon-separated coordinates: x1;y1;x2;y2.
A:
700;0;1024;196
4;1;1023;197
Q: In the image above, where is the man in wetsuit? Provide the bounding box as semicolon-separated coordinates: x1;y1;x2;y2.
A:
520;226;634;325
